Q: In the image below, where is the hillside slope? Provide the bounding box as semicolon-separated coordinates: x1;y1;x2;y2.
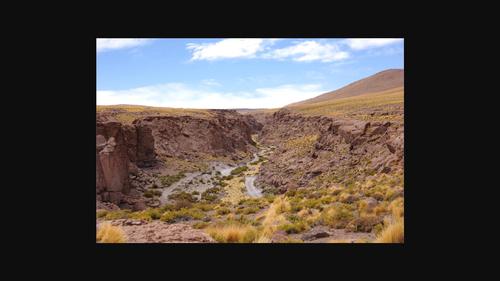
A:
288;69;403;107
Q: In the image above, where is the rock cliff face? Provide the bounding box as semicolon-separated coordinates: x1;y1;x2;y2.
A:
96;110;262;208
96;121;156;208
132;110;260;160
257;109;404;193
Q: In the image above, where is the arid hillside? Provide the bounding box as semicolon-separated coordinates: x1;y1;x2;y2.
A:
288;69;403;106
96;70;404;244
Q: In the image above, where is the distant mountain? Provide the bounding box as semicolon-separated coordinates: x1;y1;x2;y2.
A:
287;69;404;107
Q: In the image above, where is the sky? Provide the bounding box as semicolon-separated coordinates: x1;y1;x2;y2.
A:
96;38;404;109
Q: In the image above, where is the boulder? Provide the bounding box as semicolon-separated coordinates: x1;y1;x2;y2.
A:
301;228;330;240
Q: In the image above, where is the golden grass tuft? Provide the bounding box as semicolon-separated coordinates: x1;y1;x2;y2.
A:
205;224;258;243
374;218;404;243
389;198;404;219
96;223;127;243
254;196;290;240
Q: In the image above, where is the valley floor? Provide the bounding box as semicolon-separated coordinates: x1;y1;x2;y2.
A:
97;135;403;243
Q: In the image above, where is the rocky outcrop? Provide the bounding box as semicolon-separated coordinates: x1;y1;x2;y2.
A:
122;124;156;167
257;109;404;193
96;122;131;205
132;110;259;159
96;121;155;208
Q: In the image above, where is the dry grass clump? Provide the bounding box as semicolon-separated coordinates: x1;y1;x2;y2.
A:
389;198;404;218
254;196;290;240
96;223;127;243
317;204;354;228
374;218;404;243
205;222;258;243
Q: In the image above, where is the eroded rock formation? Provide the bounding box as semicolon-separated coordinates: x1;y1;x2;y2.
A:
257;109;404;193
96;121;156;208
132;110;260;159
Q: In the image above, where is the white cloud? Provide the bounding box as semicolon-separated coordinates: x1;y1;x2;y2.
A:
345;38;403;50
97;83;324;109
96;38;152;53
262;41;349;62
201;79;221;87
187;39;278;61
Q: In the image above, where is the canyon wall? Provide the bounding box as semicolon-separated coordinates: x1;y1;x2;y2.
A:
132;110;261;160
257;109;404;193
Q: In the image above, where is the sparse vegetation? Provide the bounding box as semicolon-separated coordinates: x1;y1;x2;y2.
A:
168;191;197;202
160;208;205;223
144;189;162;198
159;172;186;187
230;166;248;176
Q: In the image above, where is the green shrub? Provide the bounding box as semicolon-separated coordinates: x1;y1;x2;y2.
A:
373;223;384;235
96;210;108;218
191;191;199;195
160;208;205;223
192;203;215;211
104;210;131;220
303;198;323;210
193;221;210;229
168;191;197;202
128;208;162;221
264;195;276;204
144;190;154;198
286;214;301;223
236;206;259;215
217;207;231;215
279;221;309;234
201;187;222;202
159;172;185;187
201;193;218;202
230;166;248;176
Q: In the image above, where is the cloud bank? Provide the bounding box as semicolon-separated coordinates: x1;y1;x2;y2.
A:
97;83;325;109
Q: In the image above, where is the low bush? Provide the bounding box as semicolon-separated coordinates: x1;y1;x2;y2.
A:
128;208;162;221
278;221;309;234
168;191;197;202
318;204;354;228
159;172;185;187
216;207;231;215
236;206;259;215
160;208;205;223
193;221;210;229
230;166;248;176
96;210;108;218
104;210;131;220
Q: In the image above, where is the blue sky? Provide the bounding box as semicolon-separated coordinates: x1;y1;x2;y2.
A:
96;38;404;109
